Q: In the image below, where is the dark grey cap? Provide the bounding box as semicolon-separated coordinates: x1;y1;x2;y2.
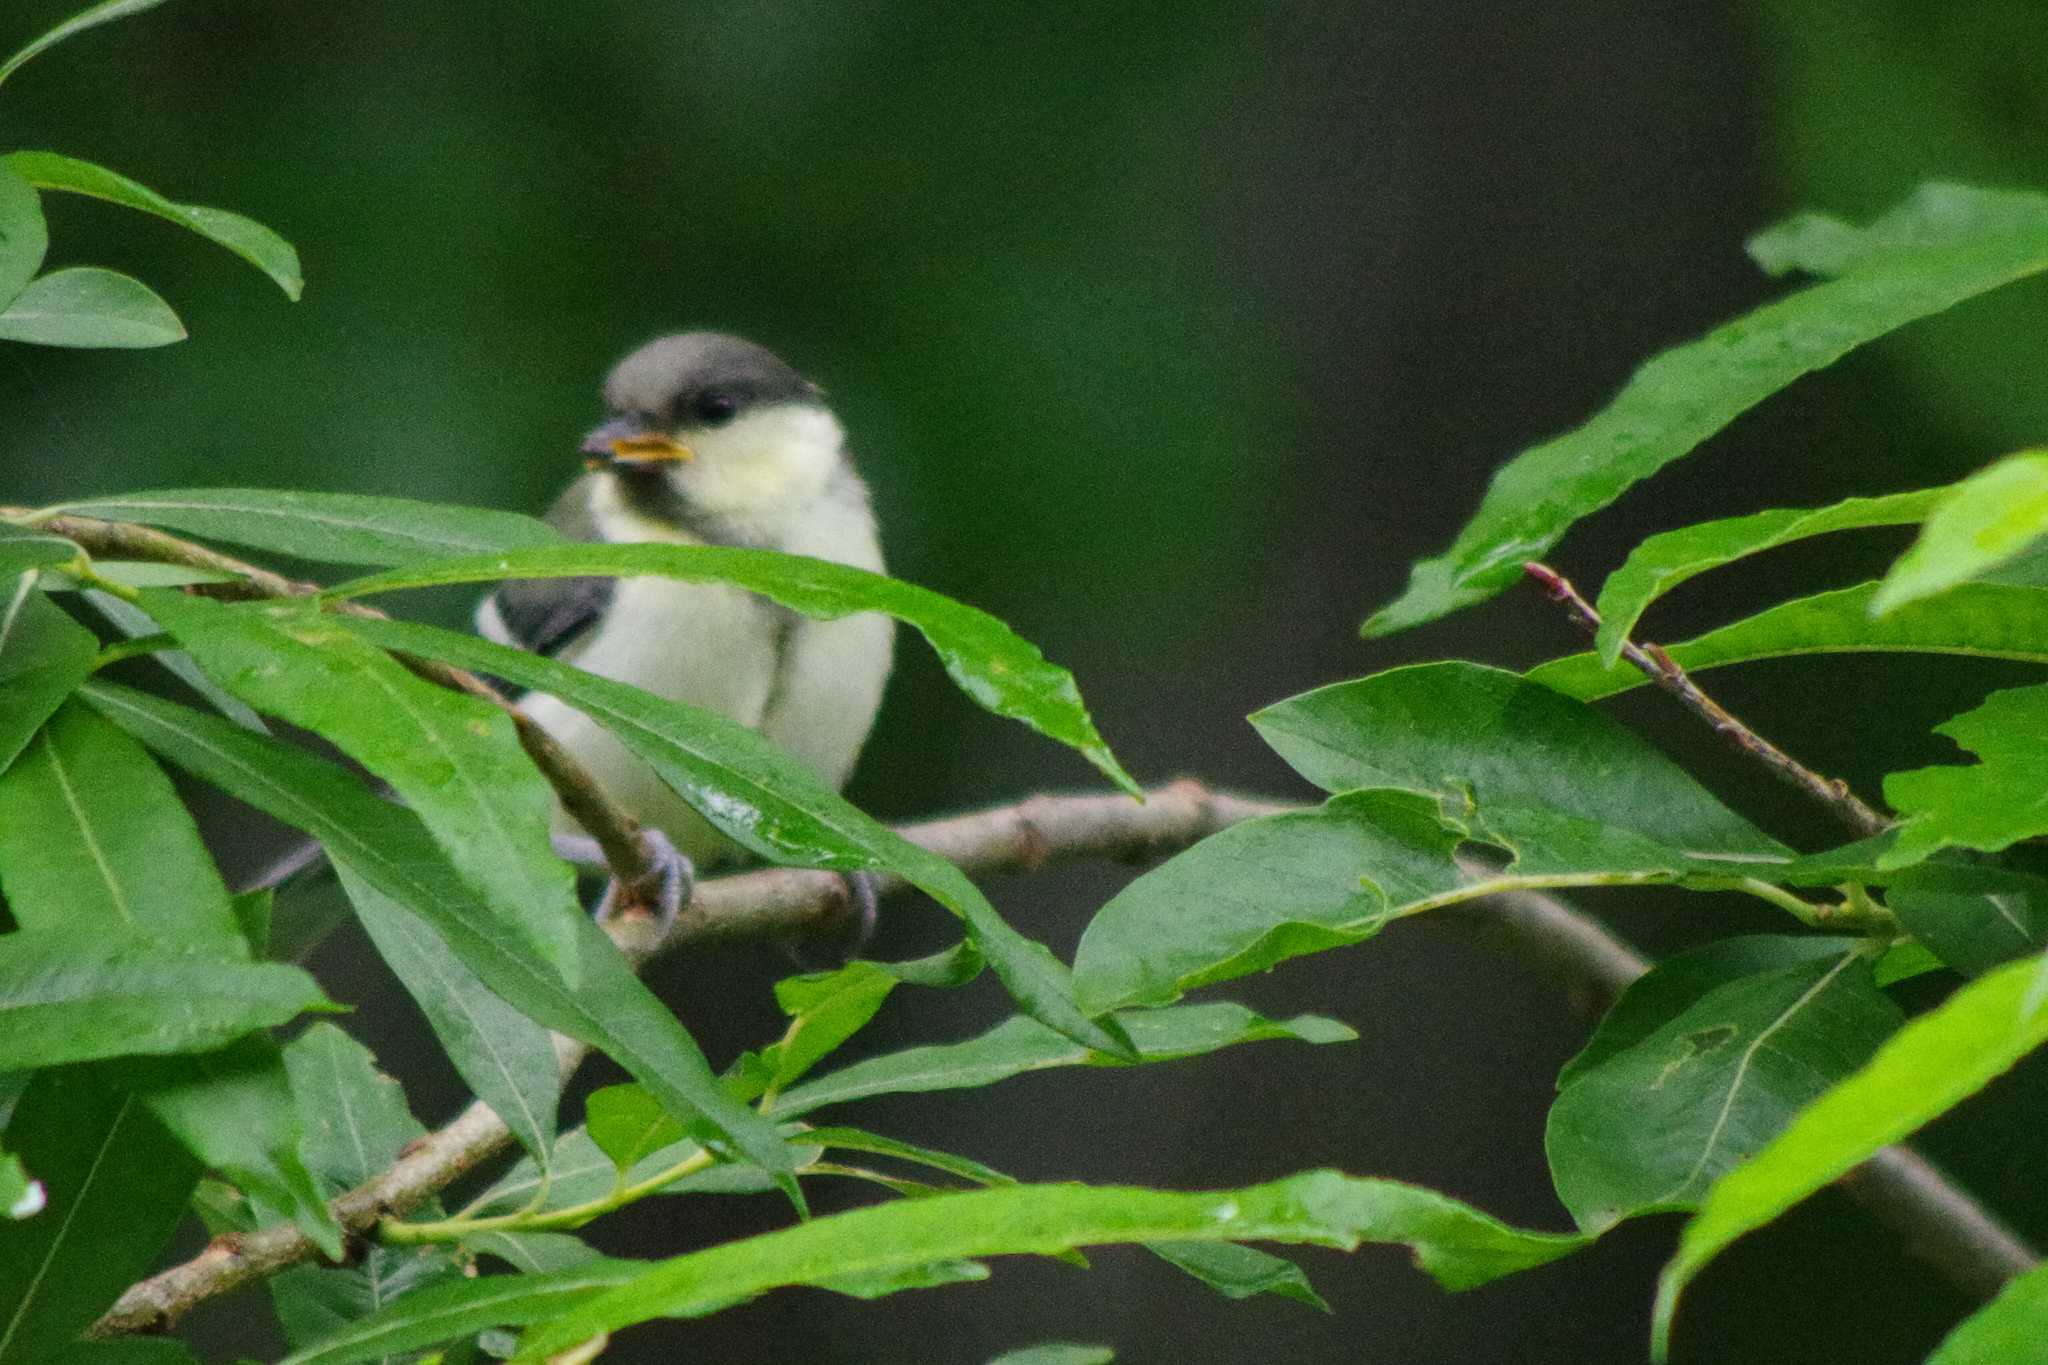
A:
602;332;821;427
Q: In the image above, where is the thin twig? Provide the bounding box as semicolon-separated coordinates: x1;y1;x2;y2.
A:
1523;562;1890;839
92;781;2033;1335
8;509;658;900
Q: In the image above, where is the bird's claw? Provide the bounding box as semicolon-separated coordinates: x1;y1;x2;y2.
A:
786;869;879;969
556;830;695;937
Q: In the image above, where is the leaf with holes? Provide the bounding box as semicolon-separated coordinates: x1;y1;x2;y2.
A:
1545;937;1900;1232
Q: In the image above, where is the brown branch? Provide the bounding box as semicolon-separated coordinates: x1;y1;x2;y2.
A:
94;782;2033;1336
10;510;658;901
1523;562;1890;839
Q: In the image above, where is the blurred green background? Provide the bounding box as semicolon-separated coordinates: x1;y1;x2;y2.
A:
6;1;2048;1360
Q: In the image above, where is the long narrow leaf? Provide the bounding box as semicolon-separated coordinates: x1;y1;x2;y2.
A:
0;700;239;947
1591;490;1939;665
342;614;1131;1060
1528;581;2048;701
5;152;301;299
45;489;564;566
1652;953;2048;1358
81;682;797;1188
0;577;99;775
0;0;170;88
125;1037;343;1259
1366;183;2048;635
0;929;333;1069
323;542;1138;795
341;867;560;1166
275;1263;645;1365
139;592;584;984
0;1071;199;1363
516;1173;1589;1357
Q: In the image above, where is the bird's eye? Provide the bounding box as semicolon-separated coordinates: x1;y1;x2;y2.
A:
691;391;739;426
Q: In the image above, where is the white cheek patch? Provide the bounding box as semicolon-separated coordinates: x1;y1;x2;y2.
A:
682;404;845;514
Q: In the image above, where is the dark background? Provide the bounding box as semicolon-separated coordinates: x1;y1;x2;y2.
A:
6;1;2048;1360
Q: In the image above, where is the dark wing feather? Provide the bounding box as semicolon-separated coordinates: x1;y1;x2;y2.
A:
480;574;615;658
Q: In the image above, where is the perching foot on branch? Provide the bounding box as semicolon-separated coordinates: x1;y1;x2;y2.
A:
785;869;881;969
555;828;695;935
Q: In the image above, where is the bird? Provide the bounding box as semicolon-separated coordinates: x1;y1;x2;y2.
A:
476;332;895;926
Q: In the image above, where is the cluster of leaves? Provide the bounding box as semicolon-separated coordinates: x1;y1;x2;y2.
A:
1073;181;2048;1358
0;0;302;350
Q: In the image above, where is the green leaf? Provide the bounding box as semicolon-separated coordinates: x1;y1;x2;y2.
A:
0;700;239;947
0;161;46;309
466;1232;603;1275
801;1126;1014;1188
1591;490;1940;665
0;268;183;348
277;1264;645;1365
1147;1240;1329;1310
1875;452;2048;612
1545;937;1900;1232
341;615;1132;1061
5;152;302;300
1652;953;2048;1359
139;593;584;984
0;929;333;1070
813;1258;988;1299
0;527;80;575
1365;183;2048;636
762;961;898;1096
271;1245;467;1362
0;1153;36;1221
1925;1261;2048;1365
325;541;1139;796
281;1022;426;1193
1073;792;1464;1013
584;1084;687;1177
0;0;170;88
773;1002;1356;1118
1884;684;2048;867
468;1127;804;1221
988;1348;1113;1365
1871;939;1945;989
82;682;799;1189
515;1172;1588;1357
124;1037;343;1259
1251;663;1791;867
46;490;564;567
342;869;559;1168
1527;581;2048;701
0;577;100;775
79;589;269;732
0;1069;200;1363
1889;877;2048;979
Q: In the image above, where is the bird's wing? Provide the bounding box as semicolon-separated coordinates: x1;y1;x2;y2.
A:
476;574;616;658
474;473;616;658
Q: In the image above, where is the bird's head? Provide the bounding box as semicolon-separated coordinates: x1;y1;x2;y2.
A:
582;332;846;520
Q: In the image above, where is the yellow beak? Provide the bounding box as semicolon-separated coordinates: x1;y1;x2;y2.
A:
589;432;696;470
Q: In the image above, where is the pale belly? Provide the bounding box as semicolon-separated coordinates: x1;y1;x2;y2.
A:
522;573;894;868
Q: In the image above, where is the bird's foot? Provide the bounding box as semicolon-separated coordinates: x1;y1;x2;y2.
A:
555;830;695;938
785;870;880;969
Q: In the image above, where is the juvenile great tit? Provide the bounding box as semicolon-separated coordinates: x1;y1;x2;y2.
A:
477;332;895;915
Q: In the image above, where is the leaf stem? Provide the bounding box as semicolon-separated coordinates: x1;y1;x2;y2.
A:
381;1146;719;1244
1524;562;1891;839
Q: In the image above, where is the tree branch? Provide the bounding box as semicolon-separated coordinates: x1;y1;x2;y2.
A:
92;782;2033;1336
1523;562;1891;839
